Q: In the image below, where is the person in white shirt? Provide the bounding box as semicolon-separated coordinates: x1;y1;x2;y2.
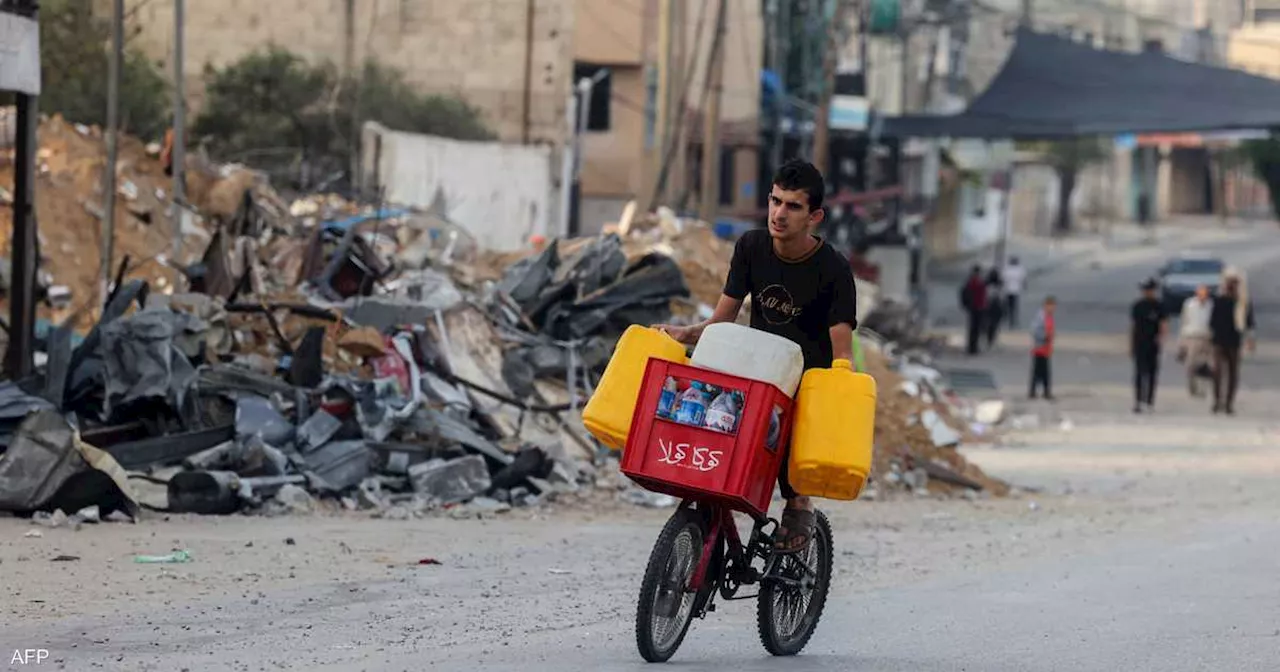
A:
1178;284;1214;397
1003;257;1027;327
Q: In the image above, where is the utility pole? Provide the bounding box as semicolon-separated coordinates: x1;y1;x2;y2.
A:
767;0;788;179
345;0;360;192
171;0;187;258
651;0;674;205
4;0;40;379
522;0;536;144
102;0;123;305
812;0;843;177
698;0;728;224
561;69;609;236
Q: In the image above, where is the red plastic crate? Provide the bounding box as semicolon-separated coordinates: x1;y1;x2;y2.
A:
620;359;794;519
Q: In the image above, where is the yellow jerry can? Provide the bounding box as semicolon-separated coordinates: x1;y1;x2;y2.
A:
582;325;689;450
788;358;877;500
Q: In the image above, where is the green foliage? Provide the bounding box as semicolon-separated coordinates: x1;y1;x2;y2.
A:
1243;131;1280;220
193;48;495;187
1034;137;1110;171
25;0;169;138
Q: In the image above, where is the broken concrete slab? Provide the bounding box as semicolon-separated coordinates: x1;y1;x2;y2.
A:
408;408;512;467
408;455;491;505
303;440;371;492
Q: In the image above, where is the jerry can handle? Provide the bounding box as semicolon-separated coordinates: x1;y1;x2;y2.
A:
832;358;853;371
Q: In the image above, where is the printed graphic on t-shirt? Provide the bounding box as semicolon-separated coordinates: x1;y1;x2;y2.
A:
757;284;803;325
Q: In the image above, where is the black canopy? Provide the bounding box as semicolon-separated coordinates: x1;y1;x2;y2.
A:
883;29;1280;139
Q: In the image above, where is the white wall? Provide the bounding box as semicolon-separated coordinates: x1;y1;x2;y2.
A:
363;123;554;252
957;185;1003;254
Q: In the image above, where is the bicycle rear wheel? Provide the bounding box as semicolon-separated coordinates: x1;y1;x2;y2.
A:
636;507;706;663
756;509;833;656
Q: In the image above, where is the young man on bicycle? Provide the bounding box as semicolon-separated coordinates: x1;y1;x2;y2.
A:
654;159;858;554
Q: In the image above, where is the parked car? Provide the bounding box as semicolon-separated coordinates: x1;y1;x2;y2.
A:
1156;253;1225;312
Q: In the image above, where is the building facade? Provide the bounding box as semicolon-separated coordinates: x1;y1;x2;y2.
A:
121;0;761;235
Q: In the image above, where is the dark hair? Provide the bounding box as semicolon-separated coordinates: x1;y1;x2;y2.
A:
1044;295;1057;304
771;159;825;210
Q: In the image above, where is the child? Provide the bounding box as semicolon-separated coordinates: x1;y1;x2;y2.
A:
1029;296;1056;400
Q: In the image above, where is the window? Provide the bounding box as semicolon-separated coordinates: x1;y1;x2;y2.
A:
573;63;611;132
1165;258;1224;275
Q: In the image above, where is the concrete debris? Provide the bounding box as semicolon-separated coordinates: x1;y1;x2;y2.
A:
973;400;1007;425
620;489;678;509
0;114;1022;526
408;455;492;505
273;484;315;514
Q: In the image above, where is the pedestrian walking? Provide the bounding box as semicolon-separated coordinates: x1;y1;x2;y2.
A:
960;265;987;355
1209;270;1256;416
984;268;1005;350
1176;284;1214;397
1130;278;1168;413
1003;256;1026;326
1029;296;1056;400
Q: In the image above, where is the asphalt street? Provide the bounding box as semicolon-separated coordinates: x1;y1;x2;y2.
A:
4;220;1280;671
929;218;1280;335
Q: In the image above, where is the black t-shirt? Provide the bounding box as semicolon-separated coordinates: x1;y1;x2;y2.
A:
1130;297;1166;349
723;229;858;370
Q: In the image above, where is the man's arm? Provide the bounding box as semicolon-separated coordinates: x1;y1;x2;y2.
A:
830;322;854;363
828;256;859;365
663;294;743;345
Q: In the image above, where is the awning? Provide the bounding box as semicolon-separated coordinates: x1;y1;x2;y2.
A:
883;29;1280;139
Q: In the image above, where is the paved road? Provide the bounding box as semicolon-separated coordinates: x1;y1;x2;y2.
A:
929;218;1280;335
5;219;1280;671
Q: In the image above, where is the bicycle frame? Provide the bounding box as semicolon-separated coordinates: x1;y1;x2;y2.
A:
681;499;778;611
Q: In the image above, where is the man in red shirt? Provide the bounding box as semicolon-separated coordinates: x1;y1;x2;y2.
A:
1029;296;1056;400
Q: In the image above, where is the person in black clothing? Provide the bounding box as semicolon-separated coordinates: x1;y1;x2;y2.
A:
1209;274;1256;415
984;267;1005;350
1130;278;1168;413
654;159;857;554
960;266;987;355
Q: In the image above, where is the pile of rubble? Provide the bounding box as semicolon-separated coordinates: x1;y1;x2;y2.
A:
859;344;1009;499
0;117;1008;523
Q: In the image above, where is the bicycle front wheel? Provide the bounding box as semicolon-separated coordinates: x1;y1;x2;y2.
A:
635;507;705;663
757;509;833;657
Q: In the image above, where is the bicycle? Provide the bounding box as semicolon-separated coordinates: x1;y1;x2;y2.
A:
634;498;833;663
615;358;838;663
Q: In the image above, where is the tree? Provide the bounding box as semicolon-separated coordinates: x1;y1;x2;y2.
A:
2;0;170;139
1038;137;1110;233
1243;131;1280;221
193;48;495;191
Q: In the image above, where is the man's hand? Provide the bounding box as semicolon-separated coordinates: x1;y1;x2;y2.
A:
652;323;699;345
1247;338;1257;355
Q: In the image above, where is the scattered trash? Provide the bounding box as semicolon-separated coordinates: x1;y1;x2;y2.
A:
973;400;1007;425
417;557;442;566
284;537;296;546
51;555;79;562
134;550;193;564
24;529;43;538
548;568;572;575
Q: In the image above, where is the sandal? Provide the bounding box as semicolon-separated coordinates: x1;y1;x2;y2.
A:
772;508;815;555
